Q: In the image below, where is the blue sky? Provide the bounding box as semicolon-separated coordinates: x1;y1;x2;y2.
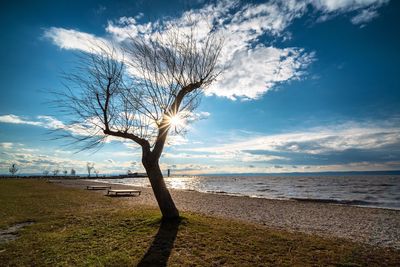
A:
1;0;400;175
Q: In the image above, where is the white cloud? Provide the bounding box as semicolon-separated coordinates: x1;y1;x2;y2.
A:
36;115;65;129
0;114;65;130
44;28;106;52
351;8;379;25
0;114;43;126
183;122;400;155
165;1;314;99
167;135;189;146
190;111;210;120
163;151;285;162
310;0;388;13
43;27;124;61
311;0;388;23
106;16;152;41
44;0;389;100
0;114;99;137
2;120;399;174
0;142;13;149
207;46;314;99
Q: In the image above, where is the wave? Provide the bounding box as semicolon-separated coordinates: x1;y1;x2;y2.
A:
207;190;228;194
378;183;395;187
256;188;276;192
290;197;382;207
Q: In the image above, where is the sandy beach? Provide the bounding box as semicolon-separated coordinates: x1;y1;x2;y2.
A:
52;179;400;250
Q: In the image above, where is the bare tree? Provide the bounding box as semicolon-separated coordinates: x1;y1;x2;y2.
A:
70;168;76;176
9;163;18;176
94;169;100;177
63;170;68;176
43;170;49;176
87;162;95;177
53;169;60;176
55;24;223;220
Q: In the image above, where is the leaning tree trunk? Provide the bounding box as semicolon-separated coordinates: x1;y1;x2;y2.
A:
143;158;179;220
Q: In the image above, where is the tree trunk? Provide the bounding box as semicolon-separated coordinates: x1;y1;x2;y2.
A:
143;159;179;220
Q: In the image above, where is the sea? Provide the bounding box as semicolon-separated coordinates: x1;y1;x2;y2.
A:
94;174;400;210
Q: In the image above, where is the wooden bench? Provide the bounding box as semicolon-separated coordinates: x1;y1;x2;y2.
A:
86;185;111;190
106;189;141;196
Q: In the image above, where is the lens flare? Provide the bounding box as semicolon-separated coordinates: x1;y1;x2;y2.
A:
166;113;185;128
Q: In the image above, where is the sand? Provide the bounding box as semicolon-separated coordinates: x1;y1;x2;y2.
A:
52;179;400;249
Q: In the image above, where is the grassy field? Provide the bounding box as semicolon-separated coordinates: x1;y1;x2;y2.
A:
0;179;399;266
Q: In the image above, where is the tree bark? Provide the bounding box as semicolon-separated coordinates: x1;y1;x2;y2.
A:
143;157;179;220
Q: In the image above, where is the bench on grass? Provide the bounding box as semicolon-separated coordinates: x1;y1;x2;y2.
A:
86;185;111;190
106;189;141;196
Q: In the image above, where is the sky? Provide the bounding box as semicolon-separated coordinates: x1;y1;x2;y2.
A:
1;0;400;175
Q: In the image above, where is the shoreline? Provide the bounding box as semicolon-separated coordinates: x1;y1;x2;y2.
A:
58;178;397;210
91;178;400;212
169;188;400;211
52;179;400;249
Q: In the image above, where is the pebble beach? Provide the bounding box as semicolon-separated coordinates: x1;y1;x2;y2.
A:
53;179;400;249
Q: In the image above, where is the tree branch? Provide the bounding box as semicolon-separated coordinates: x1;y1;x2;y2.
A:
103;128;150;148
151;81;202;159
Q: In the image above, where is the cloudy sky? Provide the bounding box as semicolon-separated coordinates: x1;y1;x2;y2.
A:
1;0;400;175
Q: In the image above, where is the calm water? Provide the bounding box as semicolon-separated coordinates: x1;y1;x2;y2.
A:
94;175;400;210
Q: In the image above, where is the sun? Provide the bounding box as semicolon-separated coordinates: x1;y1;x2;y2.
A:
166;113;185;128
169;115;182;126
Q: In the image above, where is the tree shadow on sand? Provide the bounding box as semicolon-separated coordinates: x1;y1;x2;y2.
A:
137;218;181;267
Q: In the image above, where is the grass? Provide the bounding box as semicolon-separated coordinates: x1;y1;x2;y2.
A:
0;179;399;266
